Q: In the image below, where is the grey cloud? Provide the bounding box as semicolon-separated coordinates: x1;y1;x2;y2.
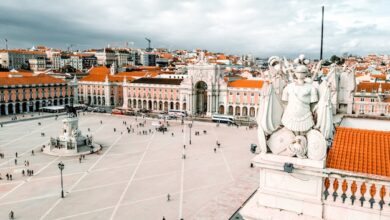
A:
0;0;389;58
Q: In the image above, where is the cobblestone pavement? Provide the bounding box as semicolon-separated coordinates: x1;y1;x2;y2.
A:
0;113;259;220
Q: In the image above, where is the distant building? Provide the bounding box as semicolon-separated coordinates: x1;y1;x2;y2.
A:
95;48;116;66
140;52;156;66
0;50;46;70
353;82;390;116
0;70;76;116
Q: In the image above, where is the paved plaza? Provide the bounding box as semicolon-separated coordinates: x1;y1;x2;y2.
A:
0;113;259;220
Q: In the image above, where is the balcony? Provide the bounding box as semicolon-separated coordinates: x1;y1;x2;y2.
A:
323;174;389;211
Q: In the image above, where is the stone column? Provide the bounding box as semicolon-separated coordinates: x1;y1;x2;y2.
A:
26;102;29;113
5;105;8;115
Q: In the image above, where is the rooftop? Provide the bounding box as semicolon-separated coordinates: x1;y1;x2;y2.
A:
131;77;183;85
227;79;264;89
327;127;390;178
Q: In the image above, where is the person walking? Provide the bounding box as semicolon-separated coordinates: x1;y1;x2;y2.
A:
167;193;171;201
14;159;17;165
214;148;217;153
9;210;14;219
31;150;34;156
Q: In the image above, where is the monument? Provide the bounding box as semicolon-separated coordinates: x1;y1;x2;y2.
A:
44;104;101;156
240;55;338;219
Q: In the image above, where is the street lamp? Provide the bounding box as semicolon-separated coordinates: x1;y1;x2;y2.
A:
188;123;192;145
58;161;65;198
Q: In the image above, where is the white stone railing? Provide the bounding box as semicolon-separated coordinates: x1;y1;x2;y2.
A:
323;172;390;211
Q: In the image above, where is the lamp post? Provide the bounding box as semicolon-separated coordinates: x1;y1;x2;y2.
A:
188;123;192;145
58;161;65;198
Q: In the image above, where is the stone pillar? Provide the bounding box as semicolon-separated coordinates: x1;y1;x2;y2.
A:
26;102;29;113
5;105;8;115
18;103;22;113
122;85;128;109
104;85;111;107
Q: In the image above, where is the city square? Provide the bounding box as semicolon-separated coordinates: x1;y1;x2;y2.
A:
0;113;258;220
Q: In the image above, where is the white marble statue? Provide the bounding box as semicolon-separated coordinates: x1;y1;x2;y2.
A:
256;55;331;161
281;65;318;133
338;65;356;114
265;56;288;99
326;64;340;114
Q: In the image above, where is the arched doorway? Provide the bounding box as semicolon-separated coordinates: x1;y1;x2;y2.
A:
228;106;233;115
148;100;152;110
36;101;40;111
29;102;34;112
138;100;142;109
175;102;180;110
15;103;20;114
133;99;137;108
170;102;174;110
164;102;168;111
242;107;248;116
59;99;63;105
153;101;157;110
143;100;147;109
8;103;13;114
249;107;255;117
0;104;5;115
195;81;207;114
53;99;58;106
218;105;225;114
159;101;163;110
235;106;241;116
22;102;27;112
182;103;187;111
87;96;91;105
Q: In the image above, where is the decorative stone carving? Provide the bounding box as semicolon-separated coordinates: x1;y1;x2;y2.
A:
267;127;295;156
256;54;337;161
306;129;327;160
281;65;318;133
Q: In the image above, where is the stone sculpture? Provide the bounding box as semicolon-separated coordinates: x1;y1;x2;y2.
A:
257;55;336;160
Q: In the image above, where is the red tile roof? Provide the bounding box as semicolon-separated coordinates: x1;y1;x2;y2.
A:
0;74;65;86
88;66;110;75
227;79;264;89
357;82;390;93
327;127;390;178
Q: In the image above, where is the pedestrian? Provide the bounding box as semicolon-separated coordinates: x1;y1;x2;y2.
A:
114;128;116;132
14;159;17;165
162;216;166;220
9;210;14;220
31;170;34;176
100;120;102;124
31;150;34;156
88;128;90;132
15;152;18;158
214;148;216;153
9;174;12;181
171;133;174;137
22;170;25;176
82;155;85;159
167;193;171;201
183;145;186;149
6;173;9;180
79;157;82;163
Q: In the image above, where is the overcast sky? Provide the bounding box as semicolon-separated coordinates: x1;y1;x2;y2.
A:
0;0;389;58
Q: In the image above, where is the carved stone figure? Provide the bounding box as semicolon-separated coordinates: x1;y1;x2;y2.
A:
256;55;336;161
281;65;318;133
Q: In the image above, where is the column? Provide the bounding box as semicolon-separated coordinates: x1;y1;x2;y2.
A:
26;102;29;113
5;105;8;115
18;103;22;113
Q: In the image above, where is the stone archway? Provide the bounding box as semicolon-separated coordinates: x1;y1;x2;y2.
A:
195;81;207;114
242;107;248;116
0;104;5;115
218;105;225;114
8;103;13;114
148;100;152;110
249;107;255;117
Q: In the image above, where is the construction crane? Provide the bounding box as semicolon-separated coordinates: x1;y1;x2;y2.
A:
67;44;75;52
145;37;151;52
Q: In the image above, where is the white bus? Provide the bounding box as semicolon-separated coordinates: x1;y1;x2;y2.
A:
168;110;187;117
211;114;235;124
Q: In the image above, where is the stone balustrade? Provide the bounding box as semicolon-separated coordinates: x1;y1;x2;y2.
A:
323;175;390;211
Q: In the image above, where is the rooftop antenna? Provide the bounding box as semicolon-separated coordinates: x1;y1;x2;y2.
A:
145;37;151;52
4;38;8;50
320;6;324;60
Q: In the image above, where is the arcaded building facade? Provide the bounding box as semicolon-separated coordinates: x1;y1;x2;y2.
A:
0;71;76;116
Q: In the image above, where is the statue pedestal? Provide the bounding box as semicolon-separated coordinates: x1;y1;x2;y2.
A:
240;154;326;220
44;117;101;156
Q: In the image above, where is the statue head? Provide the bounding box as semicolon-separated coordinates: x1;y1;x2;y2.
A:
294;65;309;80
268;56;280;67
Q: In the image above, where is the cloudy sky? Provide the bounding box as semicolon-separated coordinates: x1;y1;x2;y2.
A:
0;0;389;58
